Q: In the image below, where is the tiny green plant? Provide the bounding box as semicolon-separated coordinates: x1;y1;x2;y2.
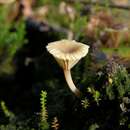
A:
0;100;37;130
1;100;15;119
40;90;49;130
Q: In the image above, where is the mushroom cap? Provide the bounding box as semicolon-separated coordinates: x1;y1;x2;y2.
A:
46;39;89;70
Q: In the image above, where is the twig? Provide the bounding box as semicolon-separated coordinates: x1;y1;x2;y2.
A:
67;0;130;10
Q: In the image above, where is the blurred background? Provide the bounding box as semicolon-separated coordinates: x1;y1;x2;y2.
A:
0;0;130;130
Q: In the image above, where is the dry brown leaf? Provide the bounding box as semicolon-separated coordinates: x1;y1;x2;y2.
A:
112;0;128;6
20;0;33;17
0;0;15;4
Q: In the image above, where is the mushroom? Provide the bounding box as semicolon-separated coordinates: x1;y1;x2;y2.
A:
46;39;89;97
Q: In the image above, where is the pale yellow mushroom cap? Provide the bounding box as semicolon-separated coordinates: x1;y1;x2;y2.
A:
46;39;89;70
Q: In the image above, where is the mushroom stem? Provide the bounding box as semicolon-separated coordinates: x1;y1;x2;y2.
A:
63;69;81;97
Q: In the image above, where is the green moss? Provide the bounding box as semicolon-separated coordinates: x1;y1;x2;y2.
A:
0;5;26;74
101;46;130;58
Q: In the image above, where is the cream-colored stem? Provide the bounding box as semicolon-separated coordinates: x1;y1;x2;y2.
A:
63;69;81;97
